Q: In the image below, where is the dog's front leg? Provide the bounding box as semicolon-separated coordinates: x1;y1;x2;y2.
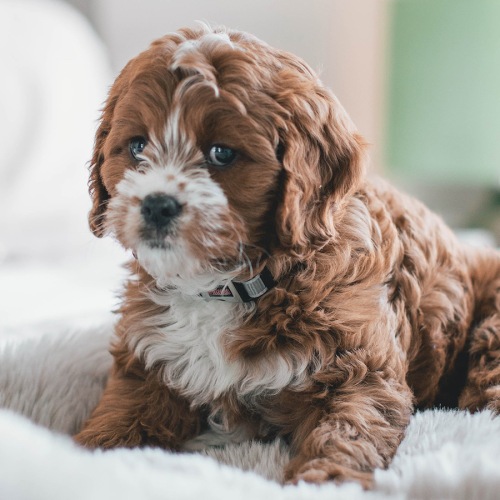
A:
74;365;201;450
284;376;413;488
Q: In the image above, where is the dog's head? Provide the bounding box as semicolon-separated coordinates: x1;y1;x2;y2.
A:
89;25;365;289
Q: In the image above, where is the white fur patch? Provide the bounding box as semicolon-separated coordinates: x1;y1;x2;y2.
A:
134;243;203;289
128;288;309;410
172;32;234;68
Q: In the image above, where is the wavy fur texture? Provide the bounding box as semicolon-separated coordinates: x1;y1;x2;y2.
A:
75;25;500;487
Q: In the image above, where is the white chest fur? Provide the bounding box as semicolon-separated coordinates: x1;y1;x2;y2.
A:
129;290;309;407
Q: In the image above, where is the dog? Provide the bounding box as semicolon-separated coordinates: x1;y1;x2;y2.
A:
74;24;500;487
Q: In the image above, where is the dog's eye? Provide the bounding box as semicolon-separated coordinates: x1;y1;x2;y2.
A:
206;145;237;168
129;137;147;160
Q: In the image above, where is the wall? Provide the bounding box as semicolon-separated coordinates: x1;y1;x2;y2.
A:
75;0;389;172
386;0;500;187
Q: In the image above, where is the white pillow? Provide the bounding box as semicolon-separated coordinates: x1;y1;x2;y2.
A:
0;0;112;262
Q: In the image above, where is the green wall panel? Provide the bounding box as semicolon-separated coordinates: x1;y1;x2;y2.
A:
386;0;500;185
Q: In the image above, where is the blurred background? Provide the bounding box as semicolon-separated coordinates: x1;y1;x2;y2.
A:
0;0;498;328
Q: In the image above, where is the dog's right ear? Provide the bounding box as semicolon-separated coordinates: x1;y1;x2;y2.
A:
88;89;121;237
88;121;109;237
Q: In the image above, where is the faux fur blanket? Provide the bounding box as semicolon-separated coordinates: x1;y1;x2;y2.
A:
1;321;499;500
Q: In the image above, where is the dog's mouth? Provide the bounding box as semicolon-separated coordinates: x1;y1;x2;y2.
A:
132;221;249;287
133;236;200;284
139;228;174;250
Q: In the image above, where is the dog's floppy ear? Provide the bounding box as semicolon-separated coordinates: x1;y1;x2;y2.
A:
88;122;109;237
88;89;121;237
273;61;366;257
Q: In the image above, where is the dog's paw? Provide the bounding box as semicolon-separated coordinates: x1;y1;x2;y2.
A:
285;458;374;488
73;426;142;450
289;468;329;484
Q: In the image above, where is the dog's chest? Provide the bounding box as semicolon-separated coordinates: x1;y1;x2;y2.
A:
134;293;308;407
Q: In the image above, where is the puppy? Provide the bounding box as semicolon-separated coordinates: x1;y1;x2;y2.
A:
75;25;500;487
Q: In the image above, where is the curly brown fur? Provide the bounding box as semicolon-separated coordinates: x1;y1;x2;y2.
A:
74;25;500;487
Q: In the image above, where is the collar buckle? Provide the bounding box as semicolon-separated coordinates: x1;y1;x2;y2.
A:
200;266;275;303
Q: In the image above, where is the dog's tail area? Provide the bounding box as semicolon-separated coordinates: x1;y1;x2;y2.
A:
459;246;500;413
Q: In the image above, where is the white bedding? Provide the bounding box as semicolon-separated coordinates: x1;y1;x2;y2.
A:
0;2;499;499
1;322;500;500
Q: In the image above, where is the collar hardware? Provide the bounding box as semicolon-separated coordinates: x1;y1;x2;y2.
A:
199;266;275;303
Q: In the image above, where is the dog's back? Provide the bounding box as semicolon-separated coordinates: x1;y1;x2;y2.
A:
366;178;499;410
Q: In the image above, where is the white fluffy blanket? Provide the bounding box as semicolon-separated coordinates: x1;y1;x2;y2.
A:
1;321;500;500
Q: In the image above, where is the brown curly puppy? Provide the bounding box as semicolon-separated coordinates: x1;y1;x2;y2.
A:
74;25;500;487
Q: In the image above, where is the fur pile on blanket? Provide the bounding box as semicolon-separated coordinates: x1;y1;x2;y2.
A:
0;321;499;500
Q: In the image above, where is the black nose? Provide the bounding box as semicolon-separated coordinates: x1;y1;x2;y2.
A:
141;194;182;229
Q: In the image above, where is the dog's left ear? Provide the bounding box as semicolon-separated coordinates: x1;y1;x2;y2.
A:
273;62;366;256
